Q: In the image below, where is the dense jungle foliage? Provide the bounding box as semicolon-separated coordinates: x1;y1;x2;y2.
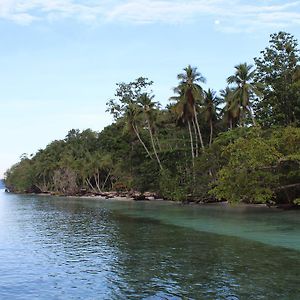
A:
5;32;300;206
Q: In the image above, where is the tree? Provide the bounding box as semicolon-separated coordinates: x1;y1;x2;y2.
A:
220;87;239;129
211;136;282;204
171;65;206;166
170;87;196;165
106;77;153;120
254;31;300;127
211;127;300;205
107;78;155;161
124;103;153;159
138;93;163;170
202;89;220;146
176;65;206;150
227;63;262;126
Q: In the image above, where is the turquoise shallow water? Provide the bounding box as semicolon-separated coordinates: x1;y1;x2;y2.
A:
0;190;299;299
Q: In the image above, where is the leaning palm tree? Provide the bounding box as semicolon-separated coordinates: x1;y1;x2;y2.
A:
138;93;163;170
177;65;206;149
227;63;262;126
124;103;153;159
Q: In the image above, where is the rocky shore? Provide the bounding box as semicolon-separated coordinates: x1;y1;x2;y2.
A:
79;191;162;201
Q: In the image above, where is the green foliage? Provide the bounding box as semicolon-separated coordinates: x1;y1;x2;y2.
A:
159;169;189;202
293;198;300;206
106;77;153;120
5;156;35;192
211;127;300;204
132;159;160;193
53;168;78;195
211;137;281;203
254;32;300;126
227;63;262;126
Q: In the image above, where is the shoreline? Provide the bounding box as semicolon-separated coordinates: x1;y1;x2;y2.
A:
3;190;276;209
4;189;299;210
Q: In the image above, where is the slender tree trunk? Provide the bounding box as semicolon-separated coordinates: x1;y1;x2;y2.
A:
147;119;163;170
229;118;233;130
132;123;153;159
94;173;102;193
193;105;205;150
192;119;199;157
248;106;257;126
181;133;189;176
209;119;213;147
86;178;97;193
155;135;162;151
101;171;111;190
240;108;245;127
43;173;46;192
187;120;195;168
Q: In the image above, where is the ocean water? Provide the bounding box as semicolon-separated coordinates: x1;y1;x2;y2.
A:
0;190;299;299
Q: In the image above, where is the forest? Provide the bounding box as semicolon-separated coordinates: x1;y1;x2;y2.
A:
5;32;300;207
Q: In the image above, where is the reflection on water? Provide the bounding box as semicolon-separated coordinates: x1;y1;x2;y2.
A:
0;191;299;299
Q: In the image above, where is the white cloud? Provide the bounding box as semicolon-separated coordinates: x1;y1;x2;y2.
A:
0;0;300;32
0;0;106;24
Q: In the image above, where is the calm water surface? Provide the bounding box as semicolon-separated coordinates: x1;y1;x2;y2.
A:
0;190;299;299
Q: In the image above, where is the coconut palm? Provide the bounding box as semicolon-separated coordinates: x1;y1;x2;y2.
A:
170;87;196;165
227;63;262;126
202;89;220;146
124;103;153;159
220;87;239;129
176;65;206;150
138;93;163;170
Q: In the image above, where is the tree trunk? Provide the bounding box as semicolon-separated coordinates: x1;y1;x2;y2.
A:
248;106;257;126
187;120;195;168
240;108;245;127
193;105;205;150
147;119;163;170
86;178;97;193
132;123;153;159
209;119;213;147
101;171;111;190
155;135;162;151
94;173;102;193
192;119;199;157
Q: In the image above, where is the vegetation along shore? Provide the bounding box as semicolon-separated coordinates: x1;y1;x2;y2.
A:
5;32;300;208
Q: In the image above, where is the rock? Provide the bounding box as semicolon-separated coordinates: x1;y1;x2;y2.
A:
79;188;88;196
133;194;146;201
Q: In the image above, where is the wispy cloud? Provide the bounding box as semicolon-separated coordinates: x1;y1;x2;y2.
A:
0;0;106;24
1;0;300;32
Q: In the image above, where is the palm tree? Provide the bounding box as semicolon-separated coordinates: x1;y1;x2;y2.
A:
227;63;262;126
138;93;163;170
220;87;239;129
202;89;219;146
170;87;196;165
170;65;206;166
176;65;206;150
124;103;153;159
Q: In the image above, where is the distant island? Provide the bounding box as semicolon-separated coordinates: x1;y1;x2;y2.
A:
4;32;300;208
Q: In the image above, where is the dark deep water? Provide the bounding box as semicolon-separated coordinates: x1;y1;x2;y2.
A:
0;190;299;299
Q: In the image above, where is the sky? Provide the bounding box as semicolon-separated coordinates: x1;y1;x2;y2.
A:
1;0;300;177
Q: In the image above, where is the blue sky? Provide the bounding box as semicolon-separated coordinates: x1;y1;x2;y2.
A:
1;0;300;177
